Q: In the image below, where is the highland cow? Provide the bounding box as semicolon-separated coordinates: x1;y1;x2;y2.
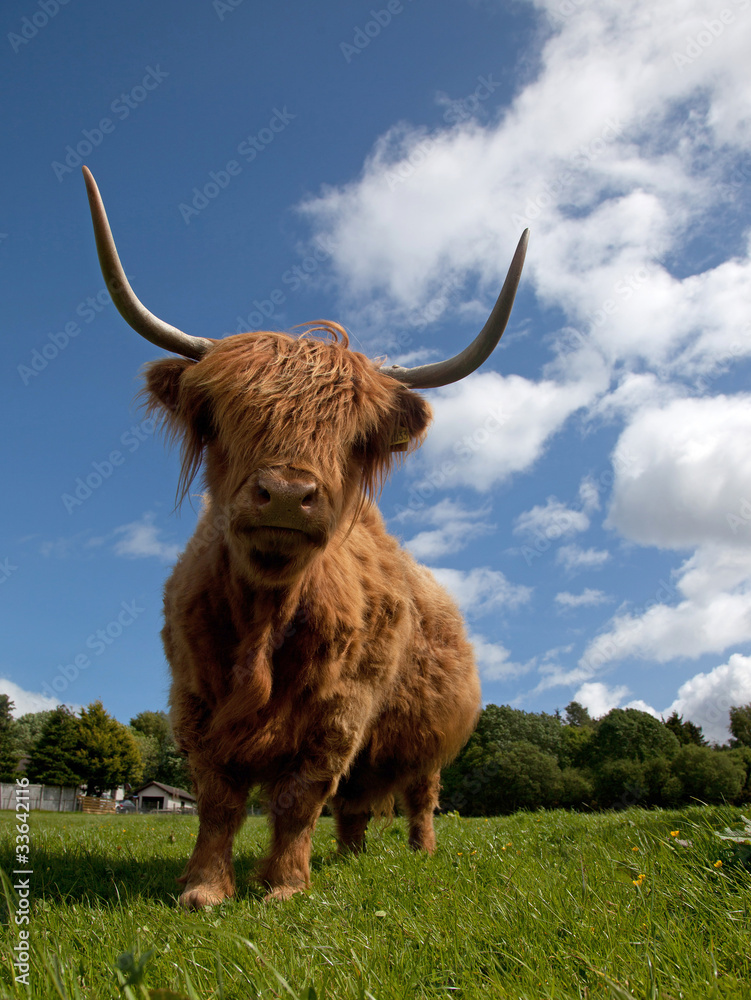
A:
83;166;528;906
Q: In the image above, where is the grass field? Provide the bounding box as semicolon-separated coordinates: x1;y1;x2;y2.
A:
0;805;749;999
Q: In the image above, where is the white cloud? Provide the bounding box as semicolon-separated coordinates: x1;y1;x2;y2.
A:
429;565;531;619
544;653;751;743
555;588;610;609
113;512;180;563
574;681;632;720
402;499;495;559
515;495;591;541
556;544;610;573
299;0;751;383
470;632;532;681
607;395;751;550
579;545;751;670
415;371;596;492
0;678;81;718
664;653;751;745
622;699;660;718
293;0;751;699
574;393;751;671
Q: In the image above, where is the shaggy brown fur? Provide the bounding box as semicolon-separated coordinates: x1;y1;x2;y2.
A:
143;322;481;907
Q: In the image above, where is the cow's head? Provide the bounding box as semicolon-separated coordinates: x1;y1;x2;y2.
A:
83;167;527;586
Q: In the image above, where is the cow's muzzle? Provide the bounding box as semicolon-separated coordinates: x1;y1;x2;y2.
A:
232;469;330;545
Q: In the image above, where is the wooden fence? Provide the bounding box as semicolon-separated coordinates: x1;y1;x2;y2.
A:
79;795;117;814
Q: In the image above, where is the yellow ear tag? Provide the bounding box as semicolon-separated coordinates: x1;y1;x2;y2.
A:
390;427;410;452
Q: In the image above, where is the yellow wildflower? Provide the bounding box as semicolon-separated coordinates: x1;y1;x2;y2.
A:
631;846;639;852
714;859;723;868
670;830;679;837
632;874;646;887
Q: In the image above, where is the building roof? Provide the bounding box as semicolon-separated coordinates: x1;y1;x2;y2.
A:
131;781;196;801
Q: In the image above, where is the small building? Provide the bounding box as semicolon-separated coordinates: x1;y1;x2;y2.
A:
131;781;196;812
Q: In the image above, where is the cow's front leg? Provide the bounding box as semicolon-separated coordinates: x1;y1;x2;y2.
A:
258;773;335;901
178;767;250;910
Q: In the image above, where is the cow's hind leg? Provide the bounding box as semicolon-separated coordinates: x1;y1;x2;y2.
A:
177;769;249;910
401;771;441;853
331;795;371;854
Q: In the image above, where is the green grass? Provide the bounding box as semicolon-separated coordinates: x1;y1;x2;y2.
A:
0;806;749;999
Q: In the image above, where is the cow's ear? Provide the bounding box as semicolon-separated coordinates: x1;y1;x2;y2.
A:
141;357;214;502
142;357;195;414
389;386;432;453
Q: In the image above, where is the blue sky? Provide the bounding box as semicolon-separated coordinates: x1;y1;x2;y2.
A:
2;0;751;742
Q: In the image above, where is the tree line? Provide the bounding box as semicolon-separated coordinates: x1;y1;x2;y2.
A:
0;696;190;795
440;702;751;814
2;693;751;814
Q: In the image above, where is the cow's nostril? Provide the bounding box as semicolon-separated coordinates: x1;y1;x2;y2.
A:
257;487;271;504
301;491;316;509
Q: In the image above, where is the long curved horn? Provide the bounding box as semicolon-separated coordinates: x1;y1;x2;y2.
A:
381;229;529;388
82;167;214;361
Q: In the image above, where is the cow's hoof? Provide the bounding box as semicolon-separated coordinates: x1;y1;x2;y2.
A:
178;886;228;910
263;884;305;903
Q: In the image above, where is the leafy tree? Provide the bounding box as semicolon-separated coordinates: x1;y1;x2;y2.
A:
663;710;707;747
11;711;54;761
128;728;161;785
642;756;683;807
594;759;648;808
156;741;192;791
487;741;563;814
465;704;564;759
671;745;745;804
729;704;751;748
592;708;680;764
130;710;171;745
440;739;501;814
559;724;595;769
27;707;87;786
0;694;20;780
559;767;594;809
130;709;192;790
564;701;594;728
725;747;751;803
76;702;143;796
